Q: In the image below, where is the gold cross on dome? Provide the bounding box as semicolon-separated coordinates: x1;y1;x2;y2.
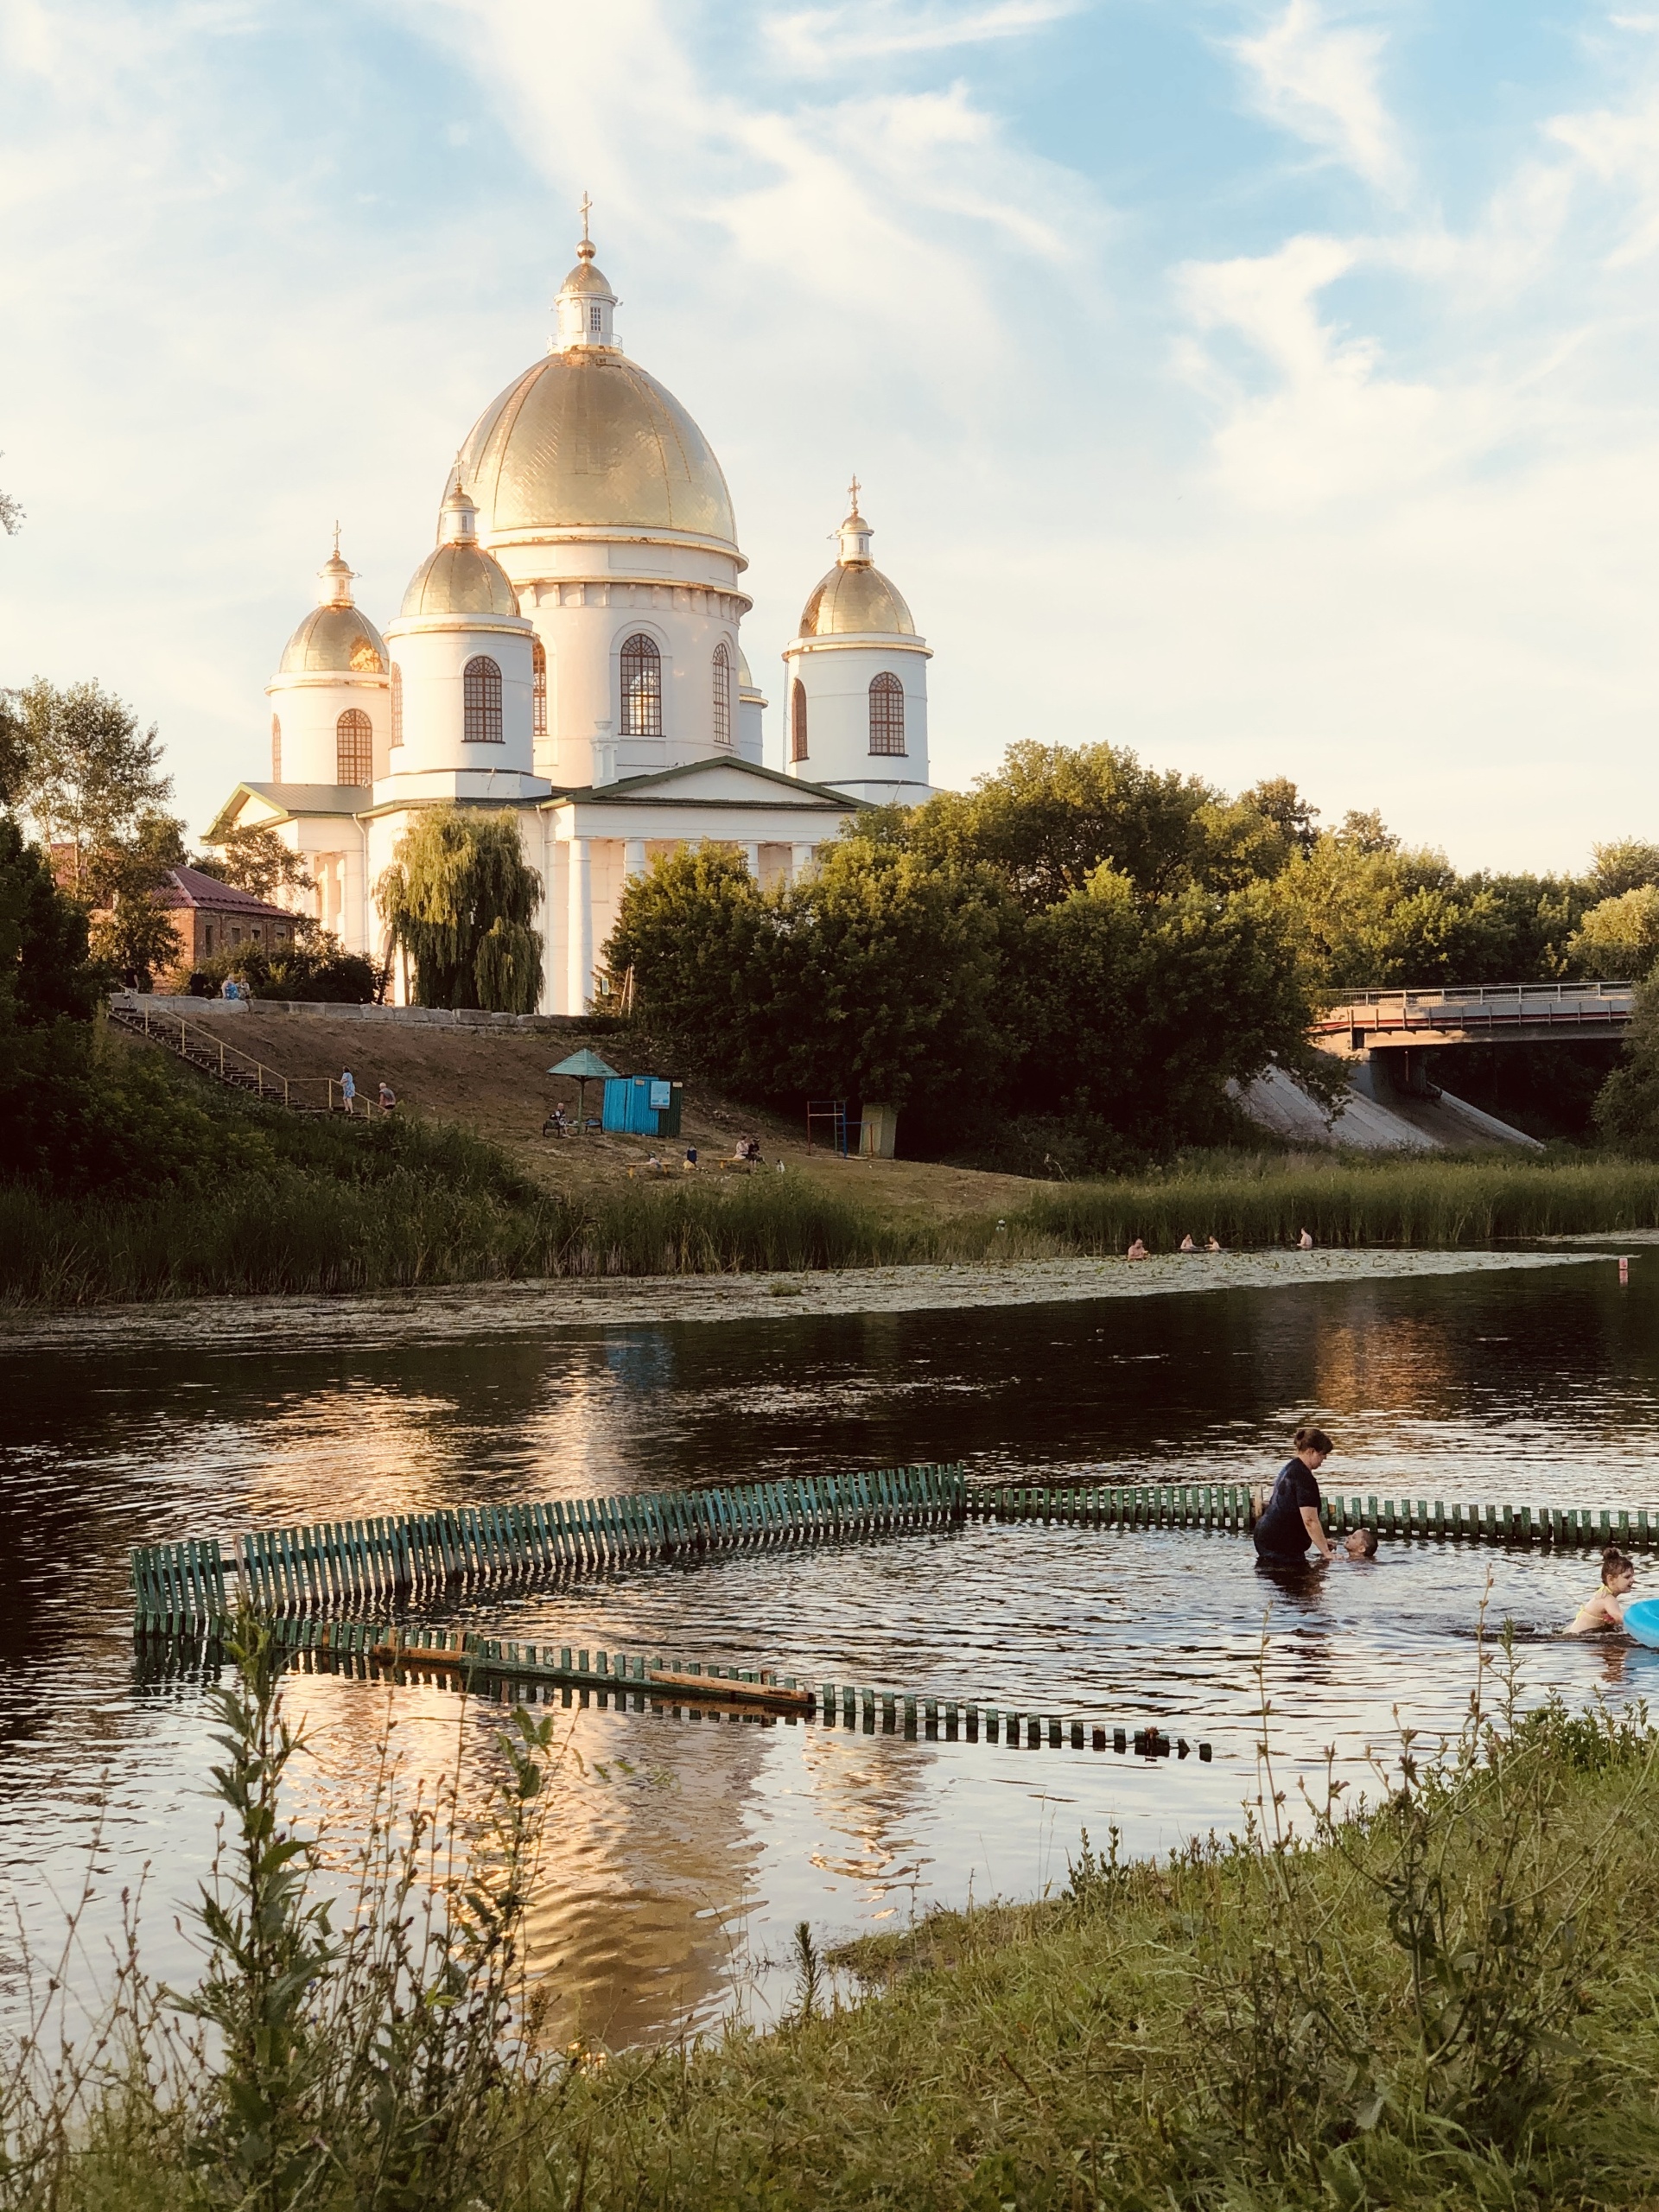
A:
847;474;861;514
332;518;341;556
579;190;594;242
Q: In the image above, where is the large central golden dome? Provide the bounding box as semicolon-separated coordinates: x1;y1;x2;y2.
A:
455;351;737;550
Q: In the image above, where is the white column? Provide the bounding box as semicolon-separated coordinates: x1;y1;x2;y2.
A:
567;836;593;1014
624;837;648;881
791;842;816;881
742;842;760;877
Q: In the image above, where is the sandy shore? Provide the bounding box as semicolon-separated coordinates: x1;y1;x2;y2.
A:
0;1246;1610;1354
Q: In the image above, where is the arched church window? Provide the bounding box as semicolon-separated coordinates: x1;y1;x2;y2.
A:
532;639;547;737
463;656;503;742
791;680;808;763
868;672;906;756
712;642;732;747
620;633;662;736
336;708;372;785
270;714;282;782
390;664;404;747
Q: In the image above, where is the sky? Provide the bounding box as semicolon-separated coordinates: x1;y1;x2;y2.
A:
3;0;1659;869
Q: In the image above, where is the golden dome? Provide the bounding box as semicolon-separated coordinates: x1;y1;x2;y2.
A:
798;563;915;639
561;244;613;296
456;351;737;547
400;543;518;619
278;604;387;676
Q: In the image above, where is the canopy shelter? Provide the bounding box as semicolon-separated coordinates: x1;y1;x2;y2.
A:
547;1048;621;1135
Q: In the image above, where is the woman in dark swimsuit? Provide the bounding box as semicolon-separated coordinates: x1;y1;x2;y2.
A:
1254;1427;1337;1565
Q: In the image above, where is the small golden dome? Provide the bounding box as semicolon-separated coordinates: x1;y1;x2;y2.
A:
561;240;613;297
399;542;518;619
279;605;388;676
737;646;754;689
798;563;915;639
456;352;736;546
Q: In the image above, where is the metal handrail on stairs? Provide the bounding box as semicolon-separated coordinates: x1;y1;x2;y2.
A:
108;999;342;1115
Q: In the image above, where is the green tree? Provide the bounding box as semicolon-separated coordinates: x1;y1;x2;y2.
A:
880;740;1230;910
1571;886;1659;981
607;843;1014;1112
1595;981;1659;1153
7;678;172;893
1021;869;1328;1149
377;806;543;1012
0;454;22;537
194;824;314;907
0;814;99;1027
1266;827;1580;991
1239;775;1321;858
1587;838;1659;901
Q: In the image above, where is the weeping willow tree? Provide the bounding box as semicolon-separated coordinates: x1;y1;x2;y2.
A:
376;806;543;1012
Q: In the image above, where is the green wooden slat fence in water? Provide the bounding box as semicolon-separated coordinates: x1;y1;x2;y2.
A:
130;1463;969;1634
130;1468;1653;1645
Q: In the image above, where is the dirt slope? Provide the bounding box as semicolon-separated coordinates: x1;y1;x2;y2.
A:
132;1011;1039;1219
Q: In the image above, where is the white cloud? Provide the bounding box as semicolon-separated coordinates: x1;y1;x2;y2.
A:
1229;1;1408;197
765;0;1084;73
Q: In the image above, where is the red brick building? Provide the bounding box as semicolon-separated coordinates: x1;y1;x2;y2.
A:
154;867;299;968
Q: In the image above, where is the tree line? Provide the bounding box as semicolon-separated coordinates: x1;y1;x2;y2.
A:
607;745;1659;1165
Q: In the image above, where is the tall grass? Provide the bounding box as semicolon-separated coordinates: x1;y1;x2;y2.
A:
6;1152;1659;1306
1018;1153;1659;1253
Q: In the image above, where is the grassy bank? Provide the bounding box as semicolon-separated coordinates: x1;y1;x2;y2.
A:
9;1138;1659;1304
10;1630;1659;2210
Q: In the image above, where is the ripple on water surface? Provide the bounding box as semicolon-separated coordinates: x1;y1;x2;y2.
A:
2;1250;1656;2043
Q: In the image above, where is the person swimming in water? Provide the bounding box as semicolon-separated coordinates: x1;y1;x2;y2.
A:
1253;1427;1336;1565
1569;1547;1636;1635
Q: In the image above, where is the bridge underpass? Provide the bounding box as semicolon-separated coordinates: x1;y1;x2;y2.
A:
1241;982;1635;1153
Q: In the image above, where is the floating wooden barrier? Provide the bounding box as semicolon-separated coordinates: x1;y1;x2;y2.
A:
131;1611;1213;1762
131;1470;1659;1643
964;1483;1656;1553
130;1463;969;1635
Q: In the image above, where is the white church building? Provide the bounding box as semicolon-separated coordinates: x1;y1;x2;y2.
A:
207;224;935;1014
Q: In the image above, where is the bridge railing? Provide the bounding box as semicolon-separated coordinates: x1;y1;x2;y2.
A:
1314;981;1635;1038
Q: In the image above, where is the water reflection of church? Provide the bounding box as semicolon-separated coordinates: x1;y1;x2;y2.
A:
208;216;936;1011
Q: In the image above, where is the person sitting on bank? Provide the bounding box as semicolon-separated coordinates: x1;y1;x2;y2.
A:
1253;1426;1336;1566
683;1146;699;1170
1127;1237;1149;1261
1179;1233;1197;1252
1298;1227;1315;1250
1207;1236;1223;1252
1569;1548;1636;1634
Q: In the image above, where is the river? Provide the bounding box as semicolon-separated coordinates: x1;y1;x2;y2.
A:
3;1245;1656;2047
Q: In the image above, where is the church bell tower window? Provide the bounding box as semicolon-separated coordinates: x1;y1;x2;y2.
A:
463;656;504;742
271;714;282;782
620;633;663;736
712;643;732;747
390;664;403;747
336;709;372;785
868;672;906;756
791;679;808;762
532;639;547;737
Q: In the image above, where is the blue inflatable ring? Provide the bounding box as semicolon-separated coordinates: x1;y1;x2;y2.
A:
1624;1597;1659;1649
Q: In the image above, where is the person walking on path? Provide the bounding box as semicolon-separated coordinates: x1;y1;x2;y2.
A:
340;1069;356;1115
1253;1426;1336;1565
378;1081;397;1114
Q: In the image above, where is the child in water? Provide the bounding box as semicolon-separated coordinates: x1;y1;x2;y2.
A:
1570;1548;1636;1634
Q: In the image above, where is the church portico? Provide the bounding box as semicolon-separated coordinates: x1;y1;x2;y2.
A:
208;208;938;1016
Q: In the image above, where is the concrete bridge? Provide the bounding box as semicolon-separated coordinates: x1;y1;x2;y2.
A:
1313;982;1634;1053
1238;979;1637;1154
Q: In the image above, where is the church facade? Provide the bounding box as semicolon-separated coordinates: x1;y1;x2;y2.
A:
207;226;934;1014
